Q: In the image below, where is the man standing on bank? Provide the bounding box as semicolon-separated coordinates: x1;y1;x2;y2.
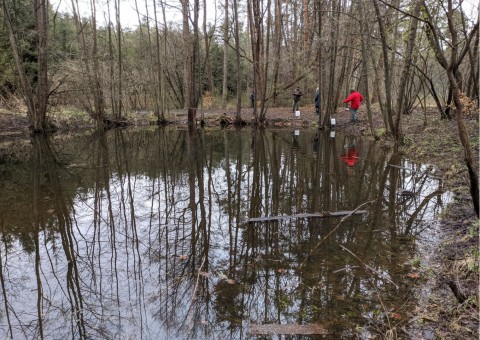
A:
292;87;303;113
342;89;364;123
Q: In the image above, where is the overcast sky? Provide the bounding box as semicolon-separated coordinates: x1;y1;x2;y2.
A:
52;0;221;29
51;0;478;30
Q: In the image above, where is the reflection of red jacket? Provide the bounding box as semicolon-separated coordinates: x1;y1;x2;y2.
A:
343;91;364;109
341;147;358;167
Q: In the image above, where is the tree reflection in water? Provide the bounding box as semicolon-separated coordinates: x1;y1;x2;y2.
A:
0;128;448;339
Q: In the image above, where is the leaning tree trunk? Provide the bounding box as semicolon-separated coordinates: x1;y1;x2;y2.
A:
448;67;479;216
445;3;479;216
420;0;479;216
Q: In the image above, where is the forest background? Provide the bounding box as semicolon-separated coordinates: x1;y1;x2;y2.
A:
0;0;479;337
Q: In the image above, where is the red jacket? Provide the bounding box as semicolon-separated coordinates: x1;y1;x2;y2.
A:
343;91;364;109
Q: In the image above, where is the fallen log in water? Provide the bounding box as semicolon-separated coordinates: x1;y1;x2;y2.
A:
247;210;367;223
103;118;130;129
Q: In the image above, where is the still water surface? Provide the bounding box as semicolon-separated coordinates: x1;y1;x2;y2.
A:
0;127;447;339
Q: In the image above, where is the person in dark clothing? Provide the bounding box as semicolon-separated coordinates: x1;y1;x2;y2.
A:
292;87;303;113
314;87;320;115
250;91;256;114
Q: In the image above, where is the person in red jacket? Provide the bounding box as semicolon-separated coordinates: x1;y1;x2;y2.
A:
342;89;364;123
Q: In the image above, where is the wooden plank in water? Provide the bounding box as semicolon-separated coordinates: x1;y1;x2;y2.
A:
247;210;367;223
248;323;329;335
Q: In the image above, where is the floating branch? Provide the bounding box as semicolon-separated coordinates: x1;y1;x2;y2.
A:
247;210;367;223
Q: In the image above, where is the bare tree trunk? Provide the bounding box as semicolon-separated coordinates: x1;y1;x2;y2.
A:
152;0;163;120
372;0;395;134
462;11;479;101
187;0;200;123
182;0;191;110
316;0;323;128
34;0;49;131
271;0;283;106
70;0;105;124
323;0;340;126
448;68;479;216
393;0;421;146
445;3;479;216
160;1;168;118
414;55;444;117
2;0;49;132
221;0;229;109
232;0;243;123
302;0;309;92
114;0;123;119
291;1;299;80
248;0;268;123
203;0;214;94
140;0;160;118
263;0;272;120
421;0;479;216
106;2;116;116
1;0;36;123
358;0;374;134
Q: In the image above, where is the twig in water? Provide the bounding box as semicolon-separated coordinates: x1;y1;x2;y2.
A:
185;255;206;335
339;245;399;289
339;244;399;338
300;200;375;268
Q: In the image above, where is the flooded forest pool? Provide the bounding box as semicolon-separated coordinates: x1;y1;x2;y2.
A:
0;127;448;339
